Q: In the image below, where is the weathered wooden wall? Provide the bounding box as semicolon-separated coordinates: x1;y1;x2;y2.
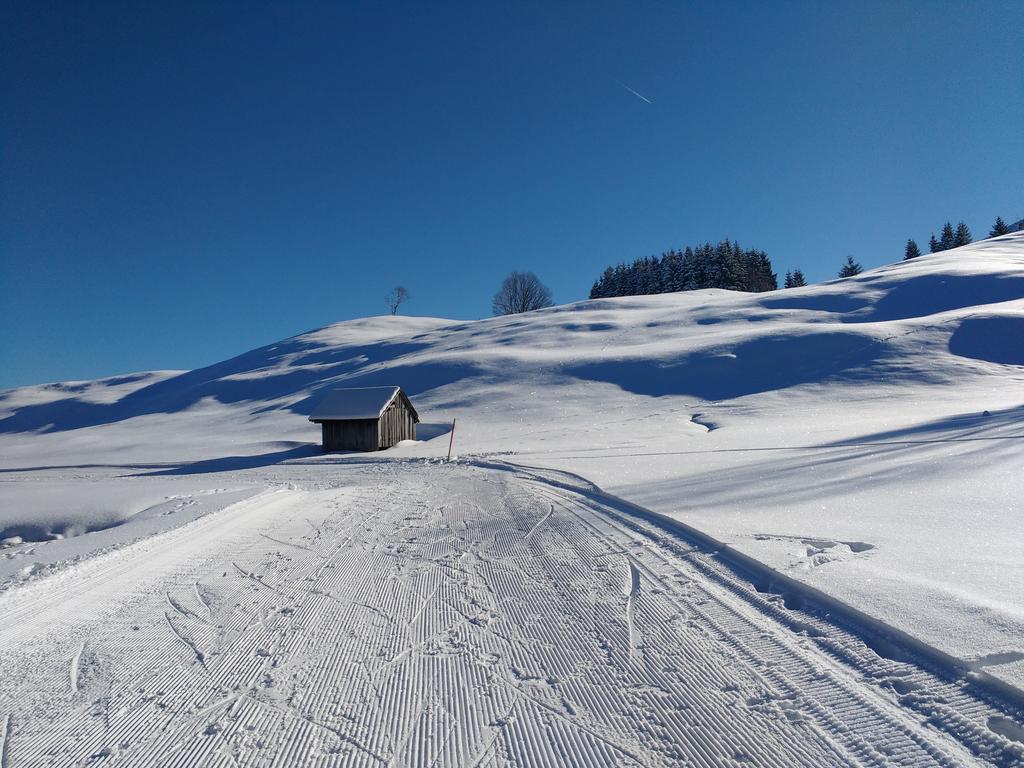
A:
377;398;416;448
321;419;377;452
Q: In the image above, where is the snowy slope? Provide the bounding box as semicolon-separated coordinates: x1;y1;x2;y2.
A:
2;231;1023;697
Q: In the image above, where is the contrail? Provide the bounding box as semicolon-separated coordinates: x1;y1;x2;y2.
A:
615;79;652;104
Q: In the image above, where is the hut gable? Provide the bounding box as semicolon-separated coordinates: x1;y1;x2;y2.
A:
309;386;419;452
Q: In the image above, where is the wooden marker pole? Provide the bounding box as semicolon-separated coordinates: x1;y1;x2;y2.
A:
446;418;457;461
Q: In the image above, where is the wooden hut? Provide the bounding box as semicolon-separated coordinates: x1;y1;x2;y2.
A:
308;386;419;452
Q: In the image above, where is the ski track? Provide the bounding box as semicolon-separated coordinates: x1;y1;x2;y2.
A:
0;463;1022;766
522;504;552;541
1;714;10;768
625;557;641;663
69;643;85;695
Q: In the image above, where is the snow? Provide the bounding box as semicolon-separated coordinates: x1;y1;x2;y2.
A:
307;385;405;421
1;232;1023;763
1;463;1020;765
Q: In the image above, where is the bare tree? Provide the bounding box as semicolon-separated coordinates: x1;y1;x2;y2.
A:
492;272;553;315
386;286;410;315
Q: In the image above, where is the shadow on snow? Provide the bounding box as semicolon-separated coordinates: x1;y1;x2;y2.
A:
568;331;886;401
0;333;477;435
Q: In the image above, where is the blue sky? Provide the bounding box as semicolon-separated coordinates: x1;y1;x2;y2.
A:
2;1;1021;389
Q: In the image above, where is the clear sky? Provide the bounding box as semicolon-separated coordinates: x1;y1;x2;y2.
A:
2;1;1021;389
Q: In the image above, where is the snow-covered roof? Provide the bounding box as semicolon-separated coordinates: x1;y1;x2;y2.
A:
308;386;405;422
309;387;421;423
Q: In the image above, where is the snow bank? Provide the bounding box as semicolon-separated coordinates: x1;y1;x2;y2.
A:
0;479;261;588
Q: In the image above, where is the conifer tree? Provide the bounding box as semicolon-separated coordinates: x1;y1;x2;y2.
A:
708;241;733;290
783;271;793;289
698;243;714;288
940;222;956;251
929;234;940;253
904;239;921;260
791;269;806;287
641;256;657;294
954;221;972;247
989;217;1010;237
650;255;664;292
746;249;777;291
838;255;863;278
612;264;627;295
728;241;746;290
680;247;698;291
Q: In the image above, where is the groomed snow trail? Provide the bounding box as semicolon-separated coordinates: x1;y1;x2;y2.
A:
0;463;1021;767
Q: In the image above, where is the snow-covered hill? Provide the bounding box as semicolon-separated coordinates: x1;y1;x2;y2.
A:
2;231;1023;694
